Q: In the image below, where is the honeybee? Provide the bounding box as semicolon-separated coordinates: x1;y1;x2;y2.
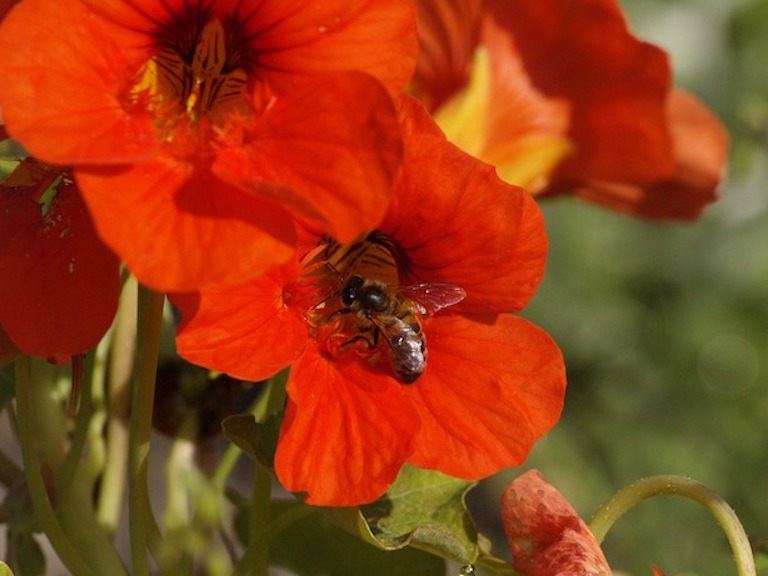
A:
338;274;466;384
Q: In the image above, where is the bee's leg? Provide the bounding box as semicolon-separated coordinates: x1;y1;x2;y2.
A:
329;307;355;318
339;326;377;351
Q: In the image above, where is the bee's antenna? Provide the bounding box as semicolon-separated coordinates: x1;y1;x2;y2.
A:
325;260;344;283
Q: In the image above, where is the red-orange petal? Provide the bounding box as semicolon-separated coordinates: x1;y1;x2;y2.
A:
485;0;675;185
74;158;296;291
563;90;728;219
0;0;19;23
384;98;548;313
214;73;402;244
407;315;565;478
502;469;613;576
0;0;156;165
411;0;482;111
246;0;418;94
0;179;121;357
172;263;307;382
275;340;420;505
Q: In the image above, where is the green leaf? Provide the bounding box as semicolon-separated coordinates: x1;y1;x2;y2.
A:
328;466;481;564
270;502;445;576
0;158;20;180
221;412;281;471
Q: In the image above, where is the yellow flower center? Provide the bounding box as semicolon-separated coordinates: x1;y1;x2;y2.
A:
434;49;573;192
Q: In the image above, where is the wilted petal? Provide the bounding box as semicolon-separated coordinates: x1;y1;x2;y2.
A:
0;175;120;356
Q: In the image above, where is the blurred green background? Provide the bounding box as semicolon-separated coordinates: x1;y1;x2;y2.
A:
469;0;768;574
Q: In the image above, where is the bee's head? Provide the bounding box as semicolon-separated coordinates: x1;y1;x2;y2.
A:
342;275;390;312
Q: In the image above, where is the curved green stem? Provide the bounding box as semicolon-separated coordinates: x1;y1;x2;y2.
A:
14;357;99;576
128;285;165;576
589;474;755;576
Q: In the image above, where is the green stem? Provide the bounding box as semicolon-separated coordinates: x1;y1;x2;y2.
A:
14;357;99;576
229;372;289;576
589;474;756;576
211;442;243;493
248;465;273;576
57;351;96;492
97;276;137;532
128;285;165;576
163;415;198;533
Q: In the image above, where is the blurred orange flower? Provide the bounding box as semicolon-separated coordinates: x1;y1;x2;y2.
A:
0;0;417;290
412;0;728;219
171;98;566;505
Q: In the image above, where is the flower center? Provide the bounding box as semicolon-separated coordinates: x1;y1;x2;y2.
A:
288;231;411;361
156;19;249;121
287;231;465;384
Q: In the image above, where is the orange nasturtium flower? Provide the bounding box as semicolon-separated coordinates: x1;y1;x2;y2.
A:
0;153;120;361
0;0;417;291
502;469;614;576
412;0;728;219
170;98;566;505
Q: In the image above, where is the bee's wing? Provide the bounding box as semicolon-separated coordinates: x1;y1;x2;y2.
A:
400;283;466;316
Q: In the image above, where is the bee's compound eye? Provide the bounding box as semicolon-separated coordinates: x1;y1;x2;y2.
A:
342;275;364;306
